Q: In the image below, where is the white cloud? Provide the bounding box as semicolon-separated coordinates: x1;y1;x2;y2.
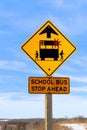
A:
1;0;87;37
71;86;87;93
71;76;87;83
71;56;87;68
55;72;87;83
0;60;27;71
53;94;87;118
0;30;10;35
39;0;80;9
0;99;44;118
46;15;87;36
0;60;41;74
46;0;64;8
0;92;87;118
0;92;44;118
67;16;87;35
52;16;87;36
0;92;43;102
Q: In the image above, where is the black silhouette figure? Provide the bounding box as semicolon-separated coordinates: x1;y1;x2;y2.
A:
35;51;39;60
60;50;64;60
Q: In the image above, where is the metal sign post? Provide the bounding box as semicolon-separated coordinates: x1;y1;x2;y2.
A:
45;94;52;130
45;75;52;130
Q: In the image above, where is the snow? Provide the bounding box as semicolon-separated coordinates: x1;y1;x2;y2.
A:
0;120;8;121
61;123;87;130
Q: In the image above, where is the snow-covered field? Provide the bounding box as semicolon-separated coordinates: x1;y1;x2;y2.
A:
62;124;87;130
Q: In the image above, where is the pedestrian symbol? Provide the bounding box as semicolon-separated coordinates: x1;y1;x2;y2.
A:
60;50;64;60
21;21;76;76
35;51;39;60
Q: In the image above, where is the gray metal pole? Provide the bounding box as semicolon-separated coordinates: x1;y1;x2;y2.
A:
45;94;52;130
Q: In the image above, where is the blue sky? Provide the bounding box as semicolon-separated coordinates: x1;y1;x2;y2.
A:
0;0;87;119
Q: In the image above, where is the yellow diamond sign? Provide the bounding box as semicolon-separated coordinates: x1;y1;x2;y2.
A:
21;21;76;76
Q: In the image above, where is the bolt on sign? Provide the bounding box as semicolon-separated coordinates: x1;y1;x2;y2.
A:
29;77;70;94
21;21;76;76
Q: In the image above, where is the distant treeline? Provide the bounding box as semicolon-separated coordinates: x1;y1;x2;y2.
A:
0;117;87;130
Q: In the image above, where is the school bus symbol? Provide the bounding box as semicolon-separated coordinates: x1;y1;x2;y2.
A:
37;39;61;61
